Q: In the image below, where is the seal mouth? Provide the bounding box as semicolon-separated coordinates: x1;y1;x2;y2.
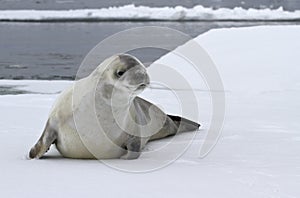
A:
125;83;148;91
137;83;147;90
126;81;149;92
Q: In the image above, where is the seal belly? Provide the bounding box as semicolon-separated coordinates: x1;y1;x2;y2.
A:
55;120;126;159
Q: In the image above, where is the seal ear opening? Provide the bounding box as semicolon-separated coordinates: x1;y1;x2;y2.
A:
102;84;114;99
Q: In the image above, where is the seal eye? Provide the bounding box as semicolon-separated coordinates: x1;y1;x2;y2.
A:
116;70;125;78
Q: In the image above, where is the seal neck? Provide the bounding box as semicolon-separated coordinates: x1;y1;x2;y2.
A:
96;82;134;108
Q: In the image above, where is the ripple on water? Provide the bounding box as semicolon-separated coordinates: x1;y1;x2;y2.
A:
0;85;31;95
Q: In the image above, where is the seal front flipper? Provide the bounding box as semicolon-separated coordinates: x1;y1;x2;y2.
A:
149;115;200;141
167;115;200;133
120;135;141;160
29;120;57;159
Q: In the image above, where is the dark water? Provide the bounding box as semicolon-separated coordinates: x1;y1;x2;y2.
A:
1;21;300;80
1;0;300;11
1;0;300;80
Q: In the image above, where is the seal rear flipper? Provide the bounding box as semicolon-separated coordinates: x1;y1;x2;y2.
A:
29;121;57;159
167;115;200;133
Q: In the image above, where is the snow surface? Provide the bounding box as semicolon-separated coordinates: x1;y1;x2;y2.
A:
1;25;300;197
0;4;300;21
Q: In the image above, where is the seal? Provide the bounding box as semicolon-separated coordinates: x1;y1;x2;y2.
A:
29;54;200;160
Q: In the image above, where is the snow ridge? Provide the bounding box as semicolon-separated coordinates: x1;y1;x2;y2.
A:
0;4;300;21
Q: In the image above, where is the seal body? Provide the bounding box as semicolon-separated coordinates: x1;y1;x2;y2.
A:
29;54;200;159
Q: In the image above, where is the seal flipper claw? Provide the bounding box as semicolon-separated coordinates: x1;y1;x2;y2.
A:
120;135;141;160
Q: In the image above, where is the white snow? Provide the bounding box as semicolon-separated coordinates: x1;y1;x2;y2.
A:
0;4;300;21
1;25;300;197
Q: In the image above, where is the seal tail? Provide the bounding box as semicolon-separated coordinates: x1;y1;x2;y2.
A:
149;115;200;141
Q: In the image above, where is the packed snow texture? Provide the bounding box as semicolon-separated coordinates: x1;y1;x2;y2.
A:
0;25;300;197
0;4;300;21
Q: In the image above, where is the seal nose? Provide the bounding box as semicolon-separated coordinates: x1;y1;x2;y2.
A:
135;69;149;83
134;70;150;90
144;73;150;85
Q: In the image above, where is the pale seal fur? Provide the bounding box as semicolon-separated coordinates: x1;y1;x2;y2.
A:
29;54;200;159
